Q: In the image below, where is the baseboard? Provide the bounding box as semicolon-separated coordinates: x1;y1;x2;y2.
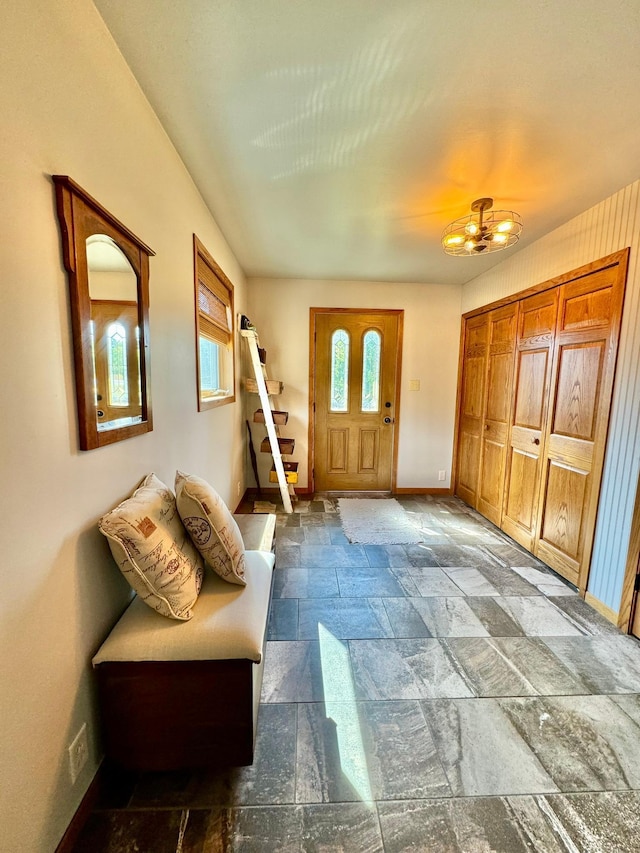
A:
54;763;103;853
393;487;453;495
584;592;619;626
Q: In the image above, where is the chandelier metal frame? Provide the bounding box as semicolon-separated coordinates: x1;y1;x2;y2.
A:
442;197;523;256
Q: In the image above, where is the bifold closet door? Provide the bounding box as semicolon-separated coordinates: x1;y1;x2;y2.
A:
476;304;518;526
535;264;626;591
501;290;559;550
455;313;488;507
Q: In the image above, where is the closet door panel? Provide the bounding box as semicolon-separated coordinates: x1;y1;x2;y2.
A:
455;315;488;506
477;305;517;525
501;290;558;550
535;262;627;592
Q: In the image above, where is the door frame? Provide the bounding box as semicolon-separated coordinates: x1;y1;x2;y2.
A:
618;472;640;633
308;307;404;494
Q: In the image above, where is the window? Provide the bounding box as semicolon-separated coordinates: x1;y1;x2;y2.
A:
193;236;235;410
361;329;381;412
107;321;129;406
330;329;350;412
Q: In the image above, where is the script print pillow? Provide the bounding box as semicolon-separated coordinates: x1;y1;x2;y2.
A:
99;473;204;620
175;471;246;585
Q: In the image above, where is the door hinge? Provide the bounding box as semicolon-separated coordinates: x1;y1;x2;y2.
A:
635;574;640;592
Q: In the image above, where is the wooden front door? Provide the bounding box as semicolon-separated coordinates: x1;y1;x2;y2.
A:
312;310;402;491
501;289;559;550
91;300;141;424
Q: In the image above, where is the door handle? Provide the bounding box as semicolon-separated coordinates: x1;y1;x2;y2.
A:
532;437;540;445
384;416;394;424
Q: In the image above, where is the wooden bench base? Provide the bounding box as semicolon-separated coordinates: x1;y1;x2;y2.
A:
96;656;264;771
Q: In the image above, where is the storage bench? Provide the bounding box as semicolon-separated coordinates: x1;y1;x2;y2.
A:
92;513;276;772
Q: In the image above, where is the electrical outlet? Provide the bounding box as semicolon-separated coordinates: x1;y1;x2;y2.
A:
68;723;88;784
408;379;420;391
438;470;446;481
237;481;242;498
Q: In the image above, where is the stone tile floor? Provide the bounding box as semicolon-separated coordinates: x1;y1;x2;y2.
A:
72;495;640;852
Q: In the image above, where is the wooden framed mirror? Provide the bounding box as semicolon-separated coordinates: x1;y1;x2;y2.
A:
53;176;154;450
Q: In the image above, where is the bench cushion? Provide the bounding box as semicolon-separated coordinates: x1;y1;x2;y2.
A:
92;549;275;666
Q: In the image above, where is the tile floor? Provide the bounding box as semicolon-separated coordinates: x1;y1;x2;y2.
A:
72;496;640;852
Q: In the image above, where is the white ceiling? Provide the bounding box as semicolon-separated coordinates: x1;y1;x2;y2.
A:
94;0;640;286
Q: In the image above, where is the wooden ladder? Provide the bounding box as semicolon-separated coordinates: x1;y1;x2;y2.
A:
241;325;296;514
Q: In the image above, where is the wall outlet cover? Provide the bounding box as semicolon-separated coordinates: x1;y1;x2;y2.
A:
68;723;88;784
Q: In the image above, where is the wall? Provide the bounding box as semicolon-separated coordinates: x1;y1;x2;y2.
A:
0;2;247;850
247;278;462;491
462;180;640;615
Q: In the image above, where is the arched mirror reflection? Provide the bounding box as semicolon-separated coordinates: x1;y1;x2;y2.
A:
86;235;142;431
53;176;154;450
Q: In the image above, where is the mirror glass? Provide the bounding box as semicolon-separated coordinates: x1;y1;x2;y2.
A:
53;175;154;450
86;235;142;432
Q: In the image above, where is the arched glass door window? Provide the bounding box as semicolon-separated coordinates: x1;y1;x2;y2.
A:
107;321;129;406
330;329;350;412
361;329;381;412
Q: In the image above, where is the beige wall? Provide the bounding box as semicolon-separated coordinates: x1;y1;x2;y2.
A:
0;2;247;850
247;278;462;491
461;180;640;614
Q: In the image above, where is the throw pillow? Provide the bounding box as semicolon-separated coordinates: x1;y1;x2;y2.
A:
175;471;246;585
99;473;204;620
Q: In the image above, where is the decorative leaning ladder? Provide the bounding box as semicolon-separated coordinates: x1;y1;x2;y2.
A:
241;326;296;514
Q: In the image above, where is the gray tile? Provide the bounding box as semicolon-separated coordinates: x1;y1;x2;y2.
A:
443;637;589;697
441;566;500;596
329;528;351;545
547;595;624;635
364;544;412;568
500;695;640;791
488;543;549;569
378;796;564;853
349;639;475;700
407;567;467;597
299;545;370;568
386;567;422;596
182;806;300;852
542;635;640;692
382;599;433;639
610;693;640;725
423;698;557;796
73;809;184;853
309;500;326;513
475;563;541;596
301;514;329;527
296;701;450;803
261;641;325;702
407;598;491;637
534;791;640;852
335;566;410;597
272;568;340;599
299;598;394;640
494;596;584;636
465;597;526;636
275;543;302;568
300;803;384;852
402;544;441;567
429;544;499;568
511;565;576;594
303;527;332;545
267;599;299;640
275;527;306;545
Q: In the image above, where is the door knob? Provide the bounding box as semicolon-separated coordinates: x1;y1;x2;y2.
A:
384;416;393;424
385;401;392;408
533;437;540;445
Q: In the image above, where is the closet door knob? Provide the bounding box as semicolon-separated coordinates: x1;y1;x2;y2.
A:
533;437;540;445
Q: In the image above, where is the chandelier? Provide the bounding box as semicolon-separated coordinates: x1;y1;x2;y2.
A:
442;198;523;256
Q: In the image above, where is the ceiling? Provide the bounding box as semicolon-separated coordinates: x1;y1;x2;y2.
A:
93;0;640;286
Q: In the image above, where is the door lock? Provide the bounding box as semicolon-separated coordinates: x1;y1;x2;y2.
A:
384;416;393;424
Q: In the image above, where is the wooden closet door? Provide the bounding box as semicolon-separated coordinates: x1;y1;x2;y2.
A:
501;290;559;550
476;304;518;525
455;314;488;506
535;265;626;591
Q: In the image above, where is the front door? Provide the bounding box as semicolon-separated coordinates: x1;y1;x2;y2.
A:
312;309;402;491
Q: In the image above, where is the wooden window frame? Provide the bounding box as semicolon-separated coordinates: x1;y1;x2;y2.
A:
193;235;236;411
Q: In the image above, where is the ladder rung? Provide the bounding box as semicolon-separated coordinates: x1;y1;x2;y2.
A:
261;437;295;455
254;408;288;425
